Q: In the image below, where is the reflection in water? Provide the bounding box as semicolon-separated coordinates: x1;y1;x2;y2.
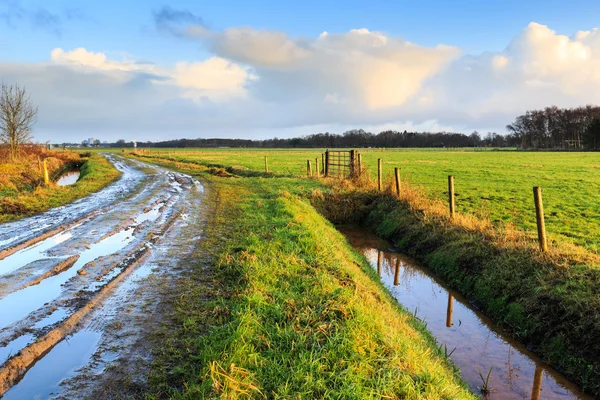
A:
339;226;590;400
532;366;544;400
56;171;80;186
446;294;454;328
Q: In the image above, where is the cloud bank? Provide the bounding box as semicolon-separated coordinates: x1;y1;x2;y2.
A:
4;15;600;141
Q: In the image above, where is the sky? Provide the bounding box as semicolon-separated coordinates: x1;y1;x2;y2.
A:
2;0;600;142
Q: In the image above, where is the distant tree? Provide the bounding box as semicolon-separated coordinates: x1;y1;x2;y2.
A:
93;139;101;147
584;118;600;150
0;83;38;160
469;131;481;146
81;140;88;148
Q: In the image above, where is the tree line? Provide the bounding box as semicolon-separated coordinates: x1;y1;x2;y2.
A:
506;105;600;149
86;130;515;149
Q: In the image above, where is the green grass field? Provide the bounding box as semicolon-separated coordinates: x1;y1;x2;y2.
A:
124;148;600;253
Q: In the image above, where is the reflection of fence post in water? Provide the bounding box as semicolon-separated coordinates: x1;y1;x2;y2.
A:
394;258;400;286
531;365;543;400
377;251;382;277
446;294;454;327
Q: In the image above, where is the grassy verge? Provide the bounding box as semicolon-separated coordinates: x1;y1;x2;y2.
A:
139;156;475;399
134;153;600;397
0;153;121;223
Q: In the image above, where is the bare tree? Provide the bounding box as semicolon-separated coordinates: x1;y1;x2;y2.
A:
0;83;38;161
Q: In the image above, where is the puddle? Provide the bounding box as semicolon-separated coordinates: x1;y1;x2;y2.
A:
2;330;101;400
0;228;136;328
56;171;81;186
339;226;590;400
0;231;73;276
34;308;69;329
0;334;34;364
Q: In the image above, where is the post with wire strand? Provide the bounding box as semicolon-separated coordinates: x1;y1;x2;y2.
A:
325;150;330;177
307;160;312;177
377;159;382;191
448;175;455;218
43;159;50;186
315;157;320;177
394;167;401;197
533;186;548;252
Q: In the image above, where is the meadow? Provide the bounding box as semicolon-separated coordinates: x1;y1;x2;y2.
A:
126;148;600;253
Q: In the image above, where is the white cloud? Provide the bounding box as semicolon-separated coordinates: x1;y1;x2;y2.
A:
48;47;252;103
5;22;600;142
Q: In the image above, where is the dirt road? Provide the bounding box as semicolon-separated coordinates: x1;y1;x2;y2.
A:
0;155;205;399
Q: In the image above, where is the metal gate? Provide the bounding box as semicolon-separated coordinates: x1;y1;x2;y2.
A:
324;150;357;178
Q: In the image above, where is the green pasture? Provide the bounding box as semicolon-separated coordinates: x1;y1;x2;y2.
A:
122;148;600;253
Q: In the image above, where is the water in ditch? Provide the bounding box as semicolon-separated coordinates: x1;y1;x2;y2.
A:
338;226;590;400
56;171;81;186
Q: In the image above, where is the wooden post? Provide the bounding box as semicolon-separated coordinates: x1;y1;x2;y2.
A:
394;167;401;197
377;251;382;277
264;156;269;173
315;158;320;177
446;294;454;327
350;150;357;177
307;160;312;177
377;158;382;191
448;175;455;218
325;151;330;177
43;159;50;186
321;153;325;175
357;153;362;176
533;187;548;252
394;258;400;286
531;365;543;400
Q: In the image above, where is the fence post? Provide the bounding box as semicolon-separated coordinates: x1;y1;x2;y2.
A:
533;186;548;252
307;160;312;177
446;294;454;327
321;153;325;175
377;251;382;277
448;175;455;218
264;156;269;173
315;158;320;177
394;167;401;197
394;258;400;286
357;153;362;176
378;159;382;191
43;159;50;186
325;150;330;177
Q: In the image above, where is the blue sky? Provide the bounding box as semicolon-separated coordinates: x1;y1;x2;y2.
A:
1;0;600;142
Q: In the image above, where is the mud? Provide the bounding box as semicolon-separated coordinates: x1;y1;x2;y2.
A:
0;155;205;398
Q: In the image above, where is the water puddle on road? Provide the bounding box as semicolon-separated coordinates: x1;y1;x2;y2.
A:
0;228;136;328
2;330;101;400
0;231;73;276
56;171;80;186
338;226;590;400
33;308;69;329
0;334;34;364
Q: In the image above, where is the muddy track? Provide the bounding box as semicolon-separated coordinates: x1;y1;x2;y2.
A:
0;155;204;399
